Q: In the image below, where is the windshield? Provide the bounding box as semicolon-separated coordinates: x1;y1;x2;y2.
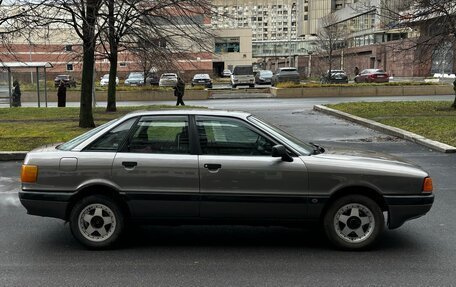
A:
233;66;253;75
248;116;314;155
57;119;118;151
102;75;109;79
261;71;273;76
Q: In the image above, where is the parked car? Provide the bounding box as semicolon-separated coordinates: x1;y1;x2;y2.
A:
191;74;213;88
54;75;76;88
20;109;434;250
146;72;160;85
222;69;232;77
159;73;178;87
354;69;390;83
230;65;255;88
271;67;300;86
320;70;349;84
100;74;119;86
124;72;144;86
255;70;273;85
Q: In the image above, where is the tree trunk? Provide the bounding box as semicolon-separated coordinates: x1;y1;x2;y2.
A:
452;79;456;109
79;0;99;128
106;51;118;112
106;0;117;112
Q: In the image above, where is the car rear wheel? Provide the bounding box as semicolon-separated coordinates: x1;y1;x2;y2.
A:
70;195;124;249
323;195;384;250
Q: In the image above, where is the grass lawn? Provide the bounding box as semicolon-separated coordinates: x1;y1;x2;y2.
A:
327;101;456;147
0;105;201;151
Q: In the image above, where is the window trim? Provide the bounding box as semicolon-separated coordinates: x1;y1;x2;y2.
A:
118;115;195;155
194;115;283;157
82;116;140;152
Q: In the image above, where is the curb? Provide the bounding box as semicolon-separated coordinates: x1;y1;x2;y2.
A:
0;151;27;161
313;105;456;153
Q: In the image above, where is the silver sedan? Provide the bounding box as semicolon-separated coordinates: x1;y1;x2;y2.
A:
20;110;434;250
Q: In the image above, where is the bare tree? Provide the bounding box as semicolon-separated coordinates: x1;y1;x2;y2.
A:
376;0;456;107
315;14;348;83
30;0;104;127
97;0;215;112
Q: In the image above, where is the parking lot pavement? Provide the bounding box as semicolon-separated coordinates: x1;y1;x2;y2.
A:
1;97;456;286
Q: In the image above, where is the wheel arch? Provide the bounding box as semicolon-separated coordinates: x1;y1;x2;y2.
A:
66;184;130;221
320;186;387;221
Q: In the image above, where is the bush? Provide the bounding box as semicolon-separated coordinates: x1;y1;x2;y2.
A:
275;81;443;89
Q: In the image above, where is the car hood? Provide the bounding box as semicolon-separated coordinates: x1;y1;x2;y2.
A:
318;147;420;167
29;143;62;153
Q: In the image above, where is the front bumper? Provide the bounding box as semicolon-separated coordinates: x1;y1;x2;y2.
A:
19;191;74;220
385;194;434;229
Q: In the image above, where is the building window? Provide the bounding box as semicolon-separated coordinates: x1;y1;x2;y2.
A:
215;37;240;53
65;45;73;52
304;15;308;20
66;63;73;71
119;62;127;67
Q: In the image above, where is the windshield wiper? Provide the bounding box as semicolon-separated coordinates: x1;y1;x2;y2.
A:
309;142;325;154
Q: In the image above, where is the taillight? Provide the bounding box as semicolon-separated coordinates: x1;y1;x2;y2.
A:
423;177;433;193
21;165;38;183
369;74;377;78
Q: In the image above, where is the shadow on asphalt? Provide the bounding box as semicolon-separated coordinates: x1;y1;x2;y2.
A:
38;224;422;253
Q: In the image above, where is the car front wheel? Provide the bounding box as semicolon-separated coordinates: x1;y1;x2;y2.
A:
323;195;384;250
70;195;125;249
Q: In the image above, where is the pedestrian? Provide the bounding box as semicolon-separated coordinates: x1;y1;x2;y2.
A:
57;80;67;107
354;66;359;76
11;80;21;107
174;76;185;106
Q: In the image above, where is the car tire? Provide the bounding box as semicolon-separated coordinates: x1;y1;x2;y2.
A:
249;84;255;88
70;195;125;249
323;194;384;250
232;84;236;89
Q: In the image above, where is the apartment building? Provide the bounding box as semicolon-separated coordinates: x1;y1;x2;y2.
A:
212;0;357;63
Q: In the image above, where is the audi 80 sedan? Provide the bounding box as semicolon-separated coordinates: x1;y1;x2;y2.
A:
19;110;434;250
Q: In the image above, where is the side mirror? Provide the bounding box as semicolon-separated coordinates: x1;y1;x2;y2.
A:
272;145;293;162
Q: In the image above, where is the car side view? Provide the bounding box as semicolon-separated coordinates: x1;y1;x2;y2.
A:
19;110;434;250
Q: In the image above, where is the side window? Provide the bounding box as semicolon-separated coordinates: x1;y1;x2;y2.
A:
126;116;190;154
196;116;275;156
86;118;136;151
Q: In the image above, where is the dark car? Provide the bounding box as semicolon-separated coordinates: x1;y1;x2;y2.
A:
271;67;300;86
20;110;434;250
320;70;349;84
146;72;159;85
54;75;76;88
191;74;213;88
255;70;273;85
354;69;390;83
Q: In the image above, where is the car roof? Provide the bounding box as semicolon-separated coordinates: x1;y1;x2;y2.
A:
123;109;251;120
279;67;297;70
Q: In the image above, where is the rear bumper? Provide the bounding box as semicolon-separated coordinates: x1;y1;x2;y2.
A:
19;191;73;220
385;194;434;229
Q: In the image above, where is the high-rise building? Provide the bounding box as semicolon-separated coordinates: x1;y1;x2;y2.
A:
212;0;357;59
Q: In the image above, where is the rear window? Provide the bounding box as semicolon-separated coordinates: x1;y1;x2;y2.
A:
194;74;210;79
281;68;297;72
233;66;253;75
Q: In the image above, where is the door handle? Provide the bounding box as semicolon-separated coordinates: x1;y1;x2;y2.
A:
122;161;137;169
204;163;222;171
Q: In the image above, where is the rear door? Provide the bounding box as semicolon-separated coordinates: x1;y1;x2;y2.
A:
111;115;199;218
196;116;309;219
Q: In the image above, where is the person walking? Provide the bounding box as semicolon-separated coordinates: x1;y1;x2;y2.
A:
11;80;21;107
354;66;359;76
174;76;185;106
57;80;67;107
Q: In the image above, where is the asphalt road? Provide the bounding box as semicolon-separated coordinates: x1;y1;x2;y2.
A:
1;96;456;286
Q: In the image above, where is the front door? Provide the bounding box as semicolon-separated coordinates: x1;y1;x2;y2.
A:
196;116;309;219
111;115;199;218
